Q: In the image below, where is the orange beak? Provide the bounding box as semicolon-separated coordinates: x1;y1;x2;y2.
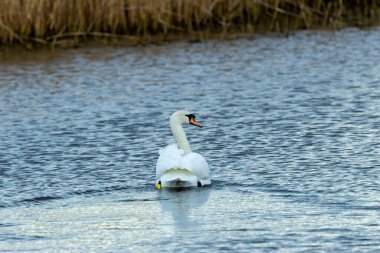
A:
189;117;203;128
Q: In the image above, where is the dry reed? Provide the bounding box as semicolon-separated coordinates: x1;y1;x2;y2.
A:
0;0;379;47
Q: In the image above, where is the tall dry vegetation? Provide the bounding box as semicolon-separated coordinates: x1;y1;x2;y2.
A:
0;0;379;46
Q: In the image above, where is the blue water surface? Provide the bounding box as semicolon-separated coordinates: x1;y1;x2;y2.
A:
0;28;379;252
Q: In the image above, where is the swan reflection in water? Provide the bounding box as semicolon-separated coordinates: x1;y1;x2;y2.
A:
158;188;211;228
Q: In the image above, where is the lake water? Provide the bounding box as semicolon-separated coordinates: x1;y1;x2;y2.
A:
1;28;380;252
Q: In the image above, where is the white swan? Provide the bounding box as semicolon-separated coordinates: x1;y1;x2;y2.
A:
155;111;211;188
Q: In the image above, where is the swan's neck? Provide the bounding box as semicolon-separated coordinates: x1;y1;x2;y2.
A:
170;122;192;155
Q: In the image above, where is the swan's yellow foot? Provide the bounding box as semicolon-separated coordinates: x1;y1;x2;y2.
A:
156;183;161;189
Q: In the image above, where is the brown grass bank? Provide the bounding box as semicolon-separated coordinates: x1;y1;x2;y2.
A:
1;0;380;48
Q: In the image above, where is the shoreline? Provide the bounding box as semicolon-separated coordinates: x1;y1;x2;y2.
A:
1;0;379;49
1;27;377;64
1;25;378;52
0;26;378;63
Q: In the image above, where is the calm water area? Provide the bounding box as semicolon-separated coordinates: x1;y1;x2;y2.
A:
1;28;380;252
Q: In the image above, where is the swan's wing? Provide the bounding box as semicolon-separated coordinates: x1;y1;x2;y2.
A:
156;144;184;179
181;152;210;180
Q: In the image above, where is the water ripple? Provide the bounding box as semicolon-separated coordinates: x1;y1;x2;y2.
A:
1;28;380;252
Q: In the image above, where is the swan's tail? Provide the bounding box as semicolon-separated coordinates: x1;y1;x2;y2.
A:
156;168;198;188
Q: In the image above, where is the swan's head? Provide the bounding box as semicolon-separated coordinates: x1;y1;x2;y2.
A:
170;111;203;128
